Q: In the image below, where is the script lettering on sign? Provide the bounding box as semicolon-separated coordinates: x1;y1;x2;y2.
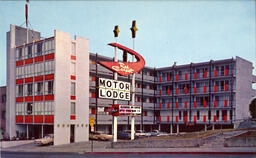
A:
98;78;130;101
112;62;134;74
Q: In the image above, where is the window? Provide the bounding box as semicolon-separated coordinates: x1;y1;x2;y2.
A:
18;48;22;60
208;110;211;120
71;42;76;55
71;82;76;96
71;62;76;75
179;111;182;120
144;111;147;116
221;66;224;76
27;103;33;115
28;45;32;58
216;110;219;120
27;84;33;96
37;43;42;56
230;110;233;120
36;82;43;95
1;94;6;103
48;81;54;94
197;111;200;120
18;85;23;97
1;111;5;119
71;102;76;115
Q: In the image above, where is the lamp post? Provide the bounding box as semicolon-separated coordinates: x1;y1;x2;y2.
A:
130;20;138;140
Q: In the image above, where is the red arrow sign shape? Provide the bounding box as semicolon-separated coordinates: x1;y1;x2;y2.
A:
99;43;145;76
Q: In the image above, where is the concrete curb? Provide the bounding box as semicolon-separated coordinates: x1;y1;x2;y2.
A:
86;151;256;155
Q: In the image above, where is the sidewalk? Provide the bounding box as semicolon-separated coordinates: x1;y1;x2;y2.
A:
1;140;34;148
2;141;256;154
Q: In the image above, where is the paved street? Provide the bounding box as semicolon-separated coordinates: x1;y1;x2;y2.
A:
2;152;256;158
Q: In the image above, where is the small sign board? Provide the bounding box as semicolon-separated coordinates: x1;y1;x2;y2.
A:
89;117;95;127
119;105;141;116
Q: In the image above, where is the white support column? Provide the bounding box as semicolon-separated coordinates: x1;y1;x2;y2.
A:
41;125;44;138
113;116;117;142
131;117;135;140
212;124;215;131
170;124;173;134
158;124;161;131
26;125;29;139
131;50;135;140
177;124;179;134
205;124;207;132
113;42;118;142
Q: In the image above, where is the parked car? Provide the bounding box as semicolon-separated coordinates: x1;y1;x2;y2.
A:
34;134;54;145
117;131;131;140
89;131;112;141
150;130;169;137
135;130;150;137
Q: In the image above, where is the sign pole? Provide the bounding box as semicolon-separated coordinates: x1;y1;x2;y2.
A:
130;20;137;140
113;26;119;142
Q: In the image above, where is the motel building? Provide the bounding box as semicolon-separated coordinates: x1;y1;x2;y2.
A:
6;24;256;145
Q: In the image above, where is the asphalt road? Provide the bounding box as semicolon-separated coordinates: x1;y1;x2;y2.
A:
2;152;256;158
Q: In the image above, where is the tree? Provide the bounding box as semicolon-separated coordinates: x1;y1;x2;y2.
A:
249;98;256;118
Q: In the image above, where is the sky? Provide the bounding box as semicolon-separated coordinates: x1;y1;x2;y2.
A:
0;0;255;87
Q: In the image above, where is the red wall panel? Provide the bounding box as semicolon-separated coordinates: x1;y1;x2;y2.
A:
45;115;54;123
71;55;76;60
224;100;228;107
16;79;24;84
45;74;54;80
25;77;33;83
25;115;33;123
16;97;24;102
34;75;44;82
16;60;24;66
176;102;178;108
16;115;24;123
34;115;43;123
45;53;54;61
34;96;43;101
194;72;197;79
70;95;76;100
194;101;197;108
25;58;33;65
71;75;76;80
35;56;43;63
70;115;76;120
45;95;54;101
25;96;33;102
214;70;217;77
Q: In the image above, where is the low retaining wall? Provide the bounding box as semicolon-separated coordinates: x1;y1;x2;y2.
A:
110;139;200;148
224;137;256;147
